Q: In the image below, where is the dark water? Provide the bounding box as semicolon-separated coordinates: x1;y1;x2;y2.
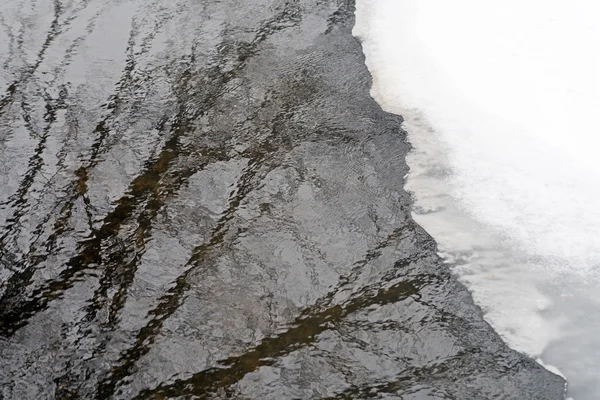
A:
0;0;565;398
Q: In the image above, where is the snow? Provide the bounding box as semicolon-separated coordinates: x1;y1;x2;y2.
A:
354;1;600;398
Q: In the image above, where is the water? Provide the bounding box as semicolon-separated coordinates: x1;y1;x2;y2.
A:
0;0;564;398
354;0;600;397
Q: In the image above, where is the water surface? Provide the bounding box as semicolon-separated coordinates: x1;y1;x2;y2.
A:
0;0;564;398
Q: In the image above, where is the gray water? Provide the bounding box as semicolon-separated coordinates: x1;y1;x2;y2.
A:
0;0;564;398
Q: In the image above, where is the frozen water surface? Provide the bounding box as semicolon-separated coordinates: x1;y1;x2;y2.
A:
355;0;600;398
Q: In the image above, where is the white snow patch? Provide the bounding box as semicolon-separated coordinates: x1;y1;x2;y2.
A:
354;1;600;398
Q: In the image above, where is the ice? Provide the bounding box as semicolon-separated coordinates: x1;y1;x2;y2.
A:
354;0;600;397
